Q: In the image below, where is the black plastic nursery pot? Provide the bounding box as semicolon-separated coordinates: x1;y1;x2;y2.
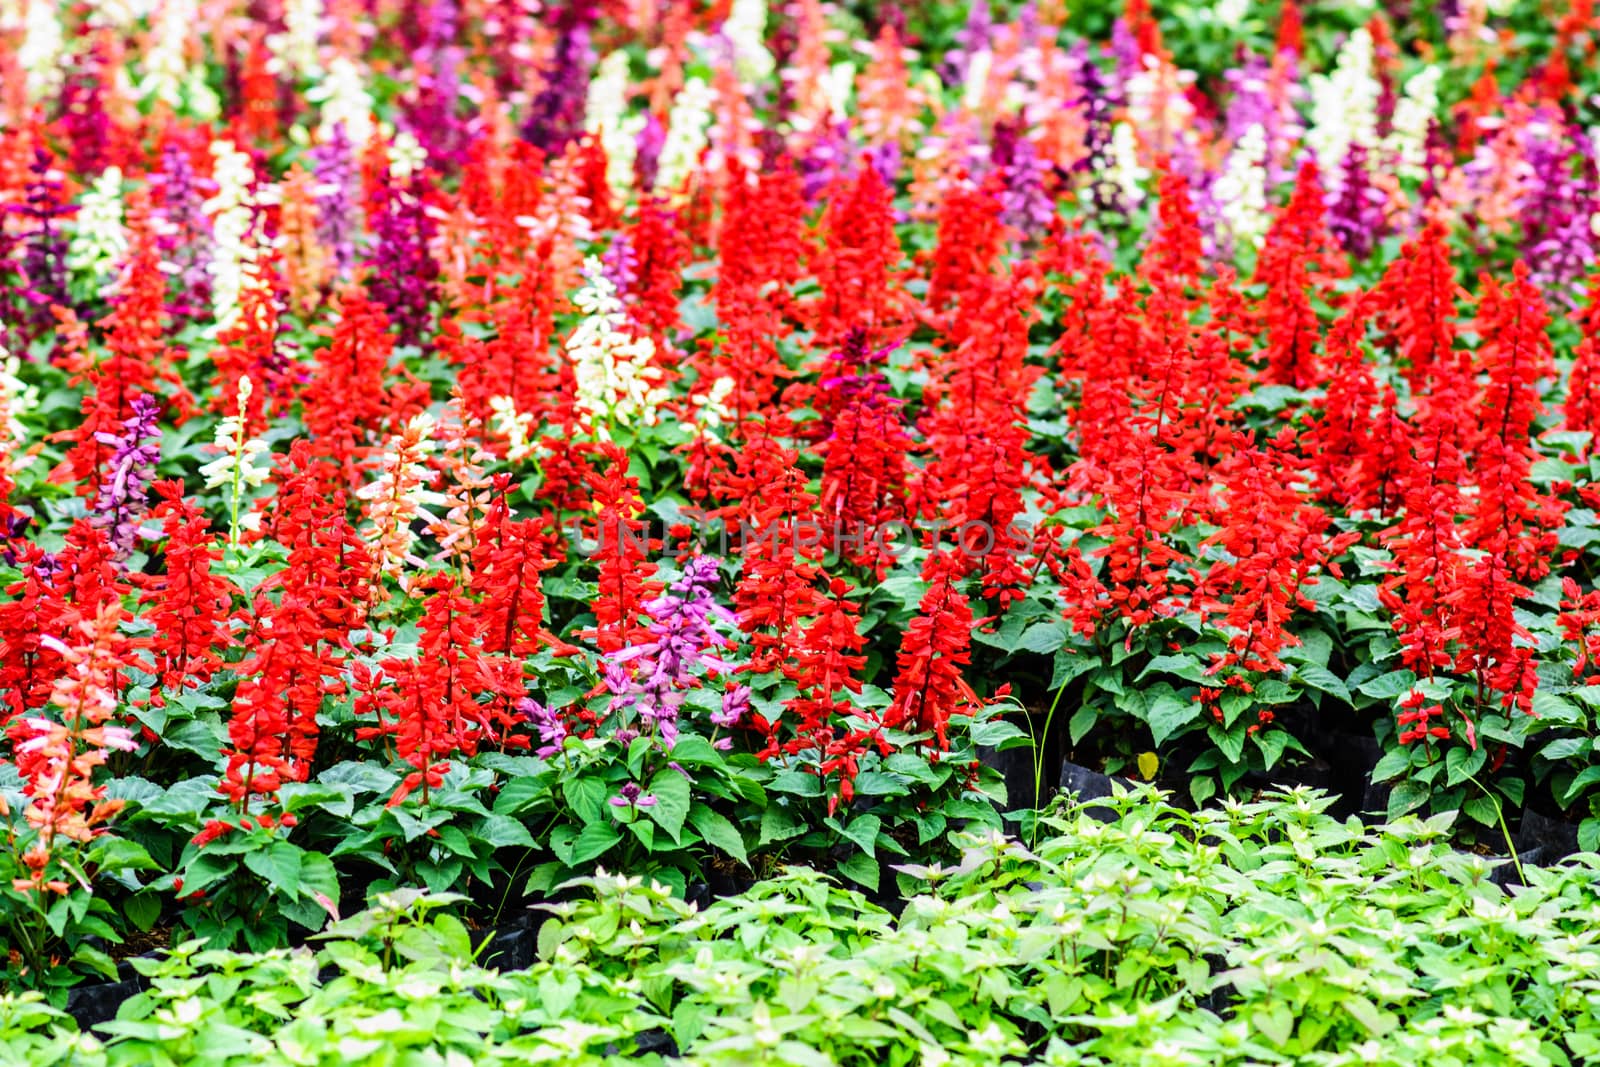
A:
1057;759;1122;824
1486;848;1548;888
630;1029;680;1057
66;969;148;1030
978;739;1048;814
685;870;759;910
1292;718;1387;820
1058;758;1117;803
1516;808;1581;863
476;913;538;972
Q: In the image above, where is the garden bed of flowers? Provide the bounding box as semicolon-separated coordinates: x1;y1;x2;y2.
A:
7;0;1600;1058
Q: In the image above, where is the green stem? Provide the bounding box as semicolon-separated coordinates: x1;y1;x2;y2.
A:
491;846;536;929
1027;682;1071;849
225;418;248;555
1465;772;1524;887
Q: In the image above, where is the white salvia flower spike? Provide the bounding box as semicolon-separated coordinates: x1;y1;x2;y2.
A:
204;140;267;336
199;376;272;548
1307;27;1379;181
565;257;667;440
67;168;129;296
654;77;716;197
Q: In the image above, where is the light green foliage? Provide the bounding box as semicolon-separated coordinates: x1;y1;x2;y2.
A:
12;787;1600;1065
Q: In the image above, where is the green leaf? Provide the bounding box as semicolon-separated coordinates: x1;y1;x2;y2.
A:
627;819;656;850
142;776;222;820
669;735;726;768
688;805;749;868
882;753;944;787
526;861;565;897
1463;796;1500;827
626;735;652;779
390;806;452;842
320;761;401;794
915;812;948;845
131;702;169;739
89;837;158;874
1252;729;1290;771
1207;723;1245;764
646;769;693;844
1341;995;1392;1037
1253;680;1297;705
973;611;1029;651
854;685;892;709
769;769;825;797
1561;765;1600;806
1387;780;1431;819
563;776;610;826
243;841;304;897
1090;670;1126;697
1357;670;1418;700
494;778;553;817
1014;620;1068;655
1285;627;1334;668
1296;664;1351;704
125;894;161;933
1050;649;1098;690
568;822;622;866
1539;737;1591;762
1138;654;1210;684
177;852;238;897
759;805;808;848
852;771;910;797
70;945;118;983
876;575;927;610
279;782;354;819
1498;776;1525;807
1445;744;1486;787
1219;691;1255;729
1146;691;1202;746
971;717;1030;750
1371;747;1413;782
476;814;537;849
434;823;474;859
296;852;341;924
417;859;463;895
837;851;879;892
161;718;227;760
836;813;882;859
1252;1004;1294;1047
105;776;166;809
1531;691;1583;725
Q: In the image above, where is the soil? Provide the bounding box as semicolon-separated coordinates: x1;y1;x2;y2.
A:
110;925;171;962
